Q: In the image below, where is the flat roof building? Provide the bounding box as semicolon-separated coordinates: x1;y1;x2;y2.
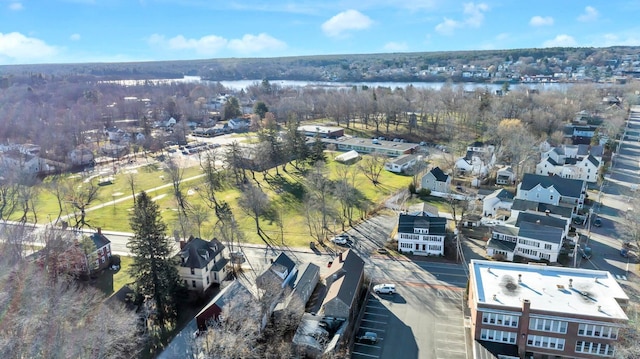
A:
469;260;629;358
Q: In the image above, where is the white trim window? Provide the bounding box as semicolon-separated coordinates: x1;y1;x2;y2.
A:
482;312;519;327
480;329;517;344
529;318;568;334
575;341;614;357
526;335;565;351
578;324;619;339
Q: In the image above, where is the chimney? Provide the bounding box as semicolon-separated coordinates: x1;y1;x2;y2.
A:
97;227;102;235
339;252;344;263
569;278;573;288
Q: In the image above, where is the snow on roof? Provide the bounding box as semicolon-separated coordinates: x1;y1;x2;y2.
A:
470;260;628;321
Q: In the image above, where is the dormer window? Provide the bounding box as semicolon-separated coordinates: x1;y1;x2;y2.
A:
190;268;195;275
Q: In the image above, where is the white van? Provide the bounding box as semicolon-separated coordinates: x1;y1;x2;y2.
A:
373;283;396;294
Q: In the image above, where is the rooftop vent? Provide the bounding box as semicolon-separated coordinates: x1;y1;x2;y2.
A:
569;278;573;288
518;274;522;283
492;294;497;301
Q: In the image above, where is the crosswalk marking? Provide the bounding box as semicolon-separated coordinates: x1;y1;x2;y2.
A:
615;274;628;281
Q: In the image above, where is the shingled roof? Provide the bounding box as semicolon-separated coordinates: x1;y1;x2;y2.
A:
323;250;364;311
179;237;225;269
519;174;583;198
515;212;568;229
429;166;449;182
398;212;447;235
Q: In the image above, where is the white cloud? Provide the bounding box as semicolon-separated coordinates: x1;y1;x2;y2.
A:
578;6;599;22
590;32;640;47
382;41;408;52
148;34;227;56
321;9;373;38
9;2;23;10
543;34;577;47
435;18;461;35
529;16;554;27
435;2;488;35
0;32;58;63
148;33;286;56
70;33;81;41
463;2;488;27
228;33;287;54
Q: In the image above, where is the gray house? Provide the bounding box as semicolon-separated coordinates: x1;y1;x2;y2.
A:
321;250;364;321
421;166;451;193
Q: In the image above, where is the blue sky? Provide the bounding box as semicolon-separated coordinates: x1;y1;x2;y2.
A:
0;0;639;65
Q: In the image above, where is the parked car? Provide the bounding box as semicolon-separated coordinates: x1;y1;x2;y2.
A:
593;218;602;227
356;331;378;344
330;234;350;245
373;283;396;295
573;217;585;225
376;247;389;254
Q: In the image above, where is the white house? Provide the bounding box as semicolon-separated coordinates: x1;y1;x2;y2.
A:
396;211;447;256
455;142;496;177
384;154;419;173
482;189;514;217
67;146;94;166
487;211;570;263
421;167;451;193
516;174;586;213
228;118;250;131
0;152;49;174
495;166;515;185
536;145;603;183
177;237;228;294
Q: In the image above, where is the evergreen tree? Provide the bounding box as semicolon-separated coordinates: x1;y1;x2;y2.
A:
127;191;181;335
309;134;326;164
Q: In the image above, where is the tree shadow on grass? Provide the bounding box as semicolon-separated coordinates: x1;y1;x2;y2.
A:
264;174;306;202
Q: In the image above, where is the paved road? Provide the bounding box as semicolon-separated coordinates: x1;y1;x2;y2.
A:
577;106;640;299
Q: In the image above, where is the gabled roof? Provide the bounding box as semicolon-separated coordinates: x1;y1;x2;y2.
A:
274;252;296;274
492;225;519;237
389;154;418;166
179;237;225;269
519;174;584;198
518;221;564;244
552;147;565;155
398;212;447;235
496;166;513;174
429;166;449;182
323;250;364;309
577;144;590;156
511;199;574;219
515;212;567;229
89;231;111;249
487;238;517;252
485;188;514;201
590;145;604;157
586;154;600;167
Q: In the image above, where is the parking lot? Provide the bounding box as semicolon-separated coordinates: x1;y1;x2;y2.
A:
352;278;468;359
352;294;387;358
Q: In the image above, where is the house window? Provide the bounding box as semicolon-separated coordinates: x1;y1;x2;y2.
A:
192;280;196;288
544;244;552;250
190;268;195;275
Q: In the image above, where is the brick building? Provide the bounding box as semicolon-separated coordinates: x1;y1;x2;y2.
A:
468;260;629;358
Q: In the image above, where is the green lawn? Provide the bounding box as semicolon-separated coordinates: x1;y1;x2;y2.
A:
94;256;134;296
22;148;414;247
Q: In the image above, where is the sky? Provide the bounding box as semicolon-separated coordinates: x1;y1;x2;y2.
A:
0;0;639;65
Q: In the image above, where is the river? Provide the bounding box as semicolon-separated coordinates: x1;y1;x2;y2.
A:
102;76;574;92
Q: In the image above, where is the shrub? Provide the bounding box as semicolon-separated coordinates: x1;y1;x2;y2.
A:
418;188;431;197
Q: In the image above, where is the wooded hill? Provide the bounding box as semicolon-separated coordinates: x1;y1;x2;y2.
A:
1;46;639;83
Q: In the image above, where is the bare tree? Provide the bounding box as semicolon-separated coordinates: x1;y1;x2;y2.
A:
358;152;385;185
237;182;272;247
0;257;141;359
164;157;189;217
63;178;101;229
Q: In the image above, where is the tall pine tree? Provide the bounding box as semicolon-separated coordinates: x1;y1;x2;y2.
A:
127;191;181;335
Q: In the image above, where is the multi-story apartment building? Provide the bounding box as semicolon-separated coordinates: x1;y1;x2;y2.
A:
516;174;587;214
395;210;447;256
469;260;629;359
